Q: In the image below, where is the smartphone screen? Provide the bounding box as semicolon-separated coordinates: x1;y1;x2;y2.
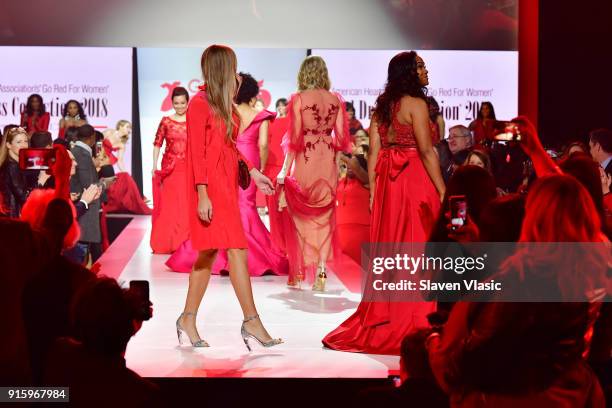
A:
449;195;467;229
19;148;55;170
129;280;150;303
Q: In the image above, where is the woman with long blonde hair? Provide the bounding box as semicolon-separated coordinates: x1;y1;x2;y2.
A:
177;45;281;350
271;56;351;291
0;127;30;217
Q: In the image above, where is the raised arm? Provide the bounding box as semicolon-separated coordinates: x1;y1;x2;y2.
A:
278;93;302;183
367;116;381;210
409;98;445;198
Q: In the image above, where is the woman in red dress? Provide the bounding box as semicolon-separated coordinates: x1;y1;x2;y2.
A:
469;101;497;145
176;45;281;350
323;51;446;355
271;56;351;291
150;87;190;253
259;98;289;209
20;94;50;136
58;100;87;139
102;121;152;215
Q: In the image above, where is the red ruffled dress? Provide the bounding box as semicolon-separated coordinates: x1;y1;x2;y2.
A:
323;102;440;355
150;117;190;253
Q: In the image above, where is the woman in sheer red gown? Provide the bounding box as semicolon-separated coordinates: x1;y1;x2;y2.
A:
103;121;152;215
176;45;280;350
150;87;190;253
323;52;446;355
269;56;351;291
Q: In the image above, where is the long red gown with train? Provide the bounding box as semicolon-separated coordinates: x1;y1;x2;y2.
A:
184;85;253;251
102;140;152;215
323;102;440;355
268;89;351;284
150;116;190;253
166;110;288;276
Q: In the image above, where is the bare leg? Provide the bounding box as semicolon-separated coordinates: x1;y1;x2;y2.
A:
180;249;217;341
227;248;277;342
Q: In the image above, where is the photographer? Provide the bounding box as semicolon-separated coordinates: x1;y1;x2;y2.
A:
44;277;159;407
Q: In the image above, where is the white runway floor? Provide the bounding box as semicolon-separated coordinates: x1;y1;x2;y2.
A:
101;215;399;378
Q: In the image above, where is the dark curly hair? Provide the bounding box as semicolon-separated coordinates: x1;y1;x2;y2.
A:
235;72;259;105
374;51;427;128
25;94;46;116
62;99;87;120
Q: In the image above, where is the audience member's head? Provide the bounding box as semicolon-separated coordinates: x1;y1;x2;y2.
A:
62;100;86;120
30;131;52;148
464;150;492;173
448;125;473;154
21;190;79;250
559;153;605;219
64;126;79;144
564;141;589;158
400;329;436;383
76;125;96;147
71;278;136;357
479;194;526;242
477;101;496;120
0;126;28;166
521;174;601;242
3;124;19;138
588;128;612;164
236;72;259;105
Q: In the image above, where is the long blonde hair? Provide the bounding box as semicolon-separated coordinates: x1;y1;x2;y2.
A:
201;45;239;141
298;56;331;91
0;127;28;167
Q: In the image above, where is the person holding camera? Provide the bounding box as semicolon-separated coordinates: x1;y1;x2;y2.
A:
44;277;159;407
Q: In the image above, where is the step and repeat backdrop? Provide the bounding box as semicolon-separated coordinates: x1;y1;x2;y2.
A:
137;47;307;200
0;46;133;172
311;49;519;132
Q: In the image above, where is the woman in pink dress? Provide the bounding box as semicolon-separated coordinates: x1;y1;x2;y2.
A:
270;56;351;291
323;51;445;355
150;87;190;253
166;74;289;275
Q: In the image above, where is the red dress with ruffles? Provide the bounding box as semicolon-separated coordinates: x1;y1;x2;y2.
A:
323;102;439;355
186;86;253;251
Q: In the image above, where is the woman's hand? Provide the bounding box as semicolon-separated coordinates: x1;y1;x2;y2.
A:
447;215;480;243
276;168;286;185
251;169;275;195
197;194;213;223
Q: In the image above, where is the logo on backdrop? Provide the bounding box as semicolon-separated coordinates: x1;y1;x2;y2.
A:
160;79;272;112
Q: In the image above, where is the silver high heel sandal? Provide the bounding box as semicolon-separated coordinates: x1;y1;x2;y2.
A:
176;312;209;347
240;314;283;351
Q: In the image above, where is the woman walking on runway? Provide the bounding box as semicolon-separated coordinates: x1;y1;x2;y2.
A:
176;45;282;350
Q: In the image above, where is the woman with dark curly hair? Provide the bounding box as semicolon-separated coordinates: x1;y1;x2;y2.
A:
323;51;445;355
20;94;50;136
58;100;87;139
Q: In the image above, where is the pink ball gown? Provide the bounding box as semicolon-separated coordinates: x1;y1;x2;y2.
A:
165;109;288;276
